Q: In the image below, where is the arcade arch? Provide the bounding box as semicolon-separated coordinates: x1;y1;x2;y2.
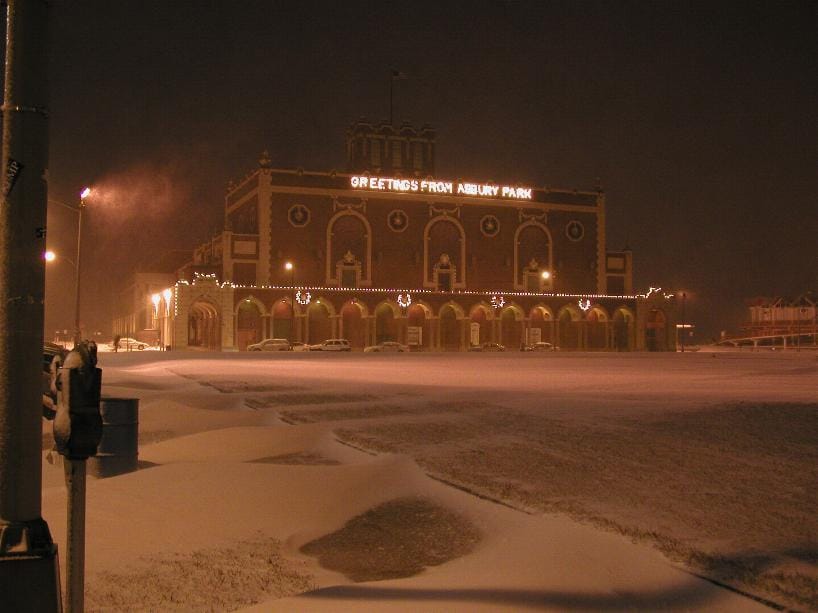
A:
188;298;220;350
613;307;635;351
557;305;582;350
500;304;524;348
271;298;296;341
439;303;461;351
307;300;333;344
236;298;264;350
406;302;431;349
341;300;367;349
586;306;609;350
468;303;492;347
374;301;400;344
528;305;554;344
646;309;668;351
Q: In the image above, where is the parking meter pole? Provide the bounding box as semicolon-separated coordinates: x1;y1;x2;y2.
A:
63;459;87;613
54;343;102;613
0;1;62;610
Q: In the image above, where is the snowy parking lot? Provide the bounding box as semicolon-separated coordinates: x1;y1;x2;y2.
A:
49;350;817;611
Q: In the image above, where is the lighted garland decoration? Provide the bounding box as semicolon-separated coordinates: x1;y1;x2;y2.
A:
296;290;311;306
490;295;505;309
397;293;412;309
578;298;591;311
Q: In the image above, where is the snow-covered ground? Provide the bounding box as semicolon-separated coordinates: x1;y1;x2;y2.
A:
41;350;818;610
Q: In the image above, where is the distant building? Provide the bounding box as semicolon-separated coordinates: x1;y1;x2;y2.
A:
736;294;818;347
117;120;676;351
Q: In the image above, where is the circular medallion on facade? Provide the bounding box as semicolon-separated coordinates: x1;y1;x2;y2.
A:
565;220;585;241
480;215;500;237
387;209;408;233
288;204;310;227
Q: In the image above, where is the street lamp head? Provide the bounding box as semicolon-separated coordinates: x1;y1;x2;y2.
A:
44;250;56;262
80;187;91;200
541;271;551;280
284;261;293;271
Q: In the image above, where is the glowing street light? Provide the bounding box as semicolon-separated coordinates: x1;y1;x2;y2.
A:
44;250;56;262
285;262;295;343
72;187;92;345
48;189;92;346
541;270;551;280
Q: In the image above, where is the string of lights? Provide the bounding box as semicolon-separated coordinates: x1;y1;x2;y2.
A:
175;273;675;301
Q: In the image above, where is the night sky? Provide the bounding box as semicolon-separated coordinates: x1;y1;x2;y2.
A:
40;1;817;340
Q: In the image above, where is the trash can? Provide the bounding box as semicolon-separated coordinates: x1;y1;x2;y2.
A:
88;397;138;478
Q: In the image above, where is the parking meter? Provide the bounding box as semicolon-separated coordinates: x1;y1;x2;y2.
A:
53;341;102;460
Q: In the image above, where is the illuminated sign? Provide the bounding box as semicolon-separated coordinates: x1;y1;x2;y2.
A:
350;175;532;200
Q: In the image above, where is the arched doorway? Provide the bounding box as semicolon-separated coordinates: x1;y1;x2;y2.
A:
501;307;523;349
406;303;429;350
272;299;294;341
236;299;263;350
341;300;366;349
469;305;491;347
528;306;554;345
646;309;667;351
188;299;220;350
374;302;398;344
586;307;608;350
307;301;332;344
613;307;634;351
558;306;581;350
439;305;460;351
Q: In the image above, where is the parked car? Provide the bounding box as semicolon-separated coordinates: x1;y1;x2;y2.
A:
290;342;310;352
309;339;352;351
247;338;291;352
117;337;149;351
42;342;68;420
468;342;506;352
43;342;67;373
520;341;559;352
364;341;409;353
531;341;558;352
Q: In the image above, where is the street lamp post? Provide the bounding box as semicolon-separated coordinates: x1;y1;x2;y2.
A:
49;188;91;347
285;262;295;343
680;292;687;353
73;188;91;346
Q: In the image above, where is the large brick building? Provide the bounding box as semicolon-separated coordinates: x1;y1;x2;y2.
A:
119;120;676;351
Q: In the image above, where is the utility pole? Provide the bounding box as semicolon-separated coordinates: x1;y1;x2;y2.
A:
0;0;61;611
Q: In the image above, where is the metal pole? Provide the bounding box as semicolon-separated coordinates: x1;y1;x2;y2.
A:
72;201;83;347
63;459;86;613
290;268;295;344
0;0;61;609
680;293;686;353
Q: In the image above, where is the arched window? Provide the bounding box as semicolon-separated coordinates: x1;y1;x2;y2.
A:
326;210;371;286
424;216;465;289
515;222;552;290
